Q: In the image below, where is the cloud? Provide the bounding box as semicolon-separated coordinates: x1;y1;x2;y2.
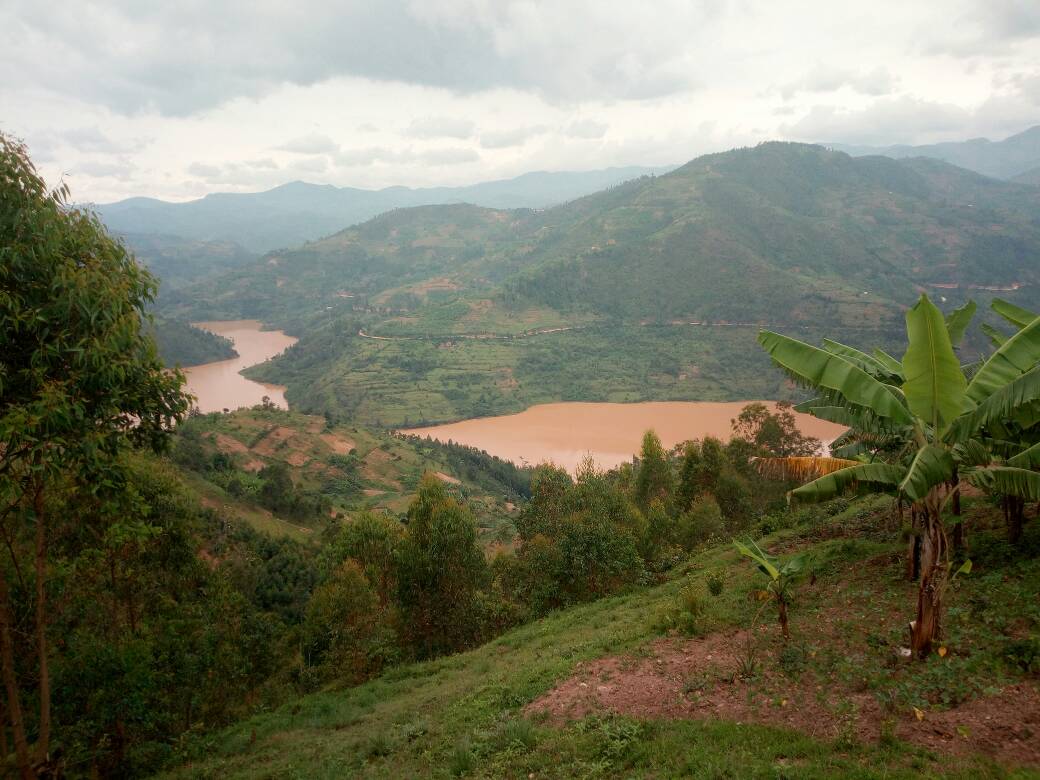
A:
479;125;547;148
565;119;608;139
417;147;480;165
0;1;713;116
922;0;1040;55
187;162;222;178
782;97;974;145
61;126;150;153
276;133;340;154
779;66;897;100
405;117;475;139
74;159;135;181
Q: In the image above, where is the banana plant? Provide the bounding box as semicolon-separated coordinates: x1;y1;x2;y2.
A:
733;538;805;642
755;295;1040;658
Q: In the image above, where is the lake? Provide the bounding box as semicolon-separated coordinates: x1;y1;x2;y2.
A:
403;401;846;473
183;320;297;413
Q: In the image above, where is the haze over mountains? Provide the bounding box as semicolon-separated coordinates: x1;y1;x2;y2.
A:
97;165;673;254
827;125;1040;181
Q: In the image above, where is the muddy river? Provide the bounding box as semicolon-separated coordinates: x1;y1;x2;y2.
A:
404;401;846;473
182;320;297;413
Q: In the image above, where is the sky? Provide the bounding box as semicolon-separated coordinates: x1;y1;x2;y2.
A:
2;0;1039;203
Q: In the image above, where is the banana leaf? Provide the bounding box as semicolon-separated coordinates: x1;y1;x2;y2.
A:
898;444;954;502
992;298;1038;330
902;295;967;431
758;331;912;425
790;462;904;503
945;300;976;348
948;366;1040;441
965;316;1040;405
967;466;1040;501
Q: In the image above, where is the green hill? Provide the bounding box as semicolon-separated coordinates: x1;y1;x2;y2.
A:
160;143;1040;426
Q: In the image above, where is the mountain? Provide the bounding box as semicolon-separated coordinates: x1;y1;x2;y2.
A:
120;232;257;290
95;165;674;253
825;125;1040;180
162;142;1040;426
1013;166;1040;187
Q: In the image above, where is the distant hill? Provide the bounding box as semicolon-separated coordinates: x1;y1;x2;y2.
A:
167;142;1040;330
1013;166;1040;187
121;232;257;291
95;166;674;253
161;142;1040;426
825;125;1040;180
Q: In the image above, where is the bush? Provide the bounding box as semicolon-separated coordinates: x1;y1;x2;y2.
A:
675;495;724;550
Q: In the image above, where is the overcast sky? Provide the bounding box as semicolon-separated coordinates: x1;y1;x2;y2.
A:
3;1;1039;203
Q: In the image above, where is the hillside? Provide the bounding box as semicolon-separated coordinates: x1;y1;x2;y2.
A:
162;495;1040;778
122;232;258;291
96;166;672;253
827;125;1040;181
170;407;529;546
161;142;1040;426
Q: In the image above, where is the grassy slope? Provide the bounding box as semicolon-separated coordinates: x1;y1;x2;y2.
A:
176;408;522;546
163;497;1039;779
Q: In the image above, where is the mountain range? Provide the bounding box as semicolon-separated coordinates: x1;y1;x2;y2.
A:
826;125;1040;181
161;141;1040;426
96;165;674;254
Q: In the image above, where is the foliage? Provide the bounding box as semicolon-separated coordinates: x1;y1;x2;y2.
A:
0;133;192;775
395;476;489;658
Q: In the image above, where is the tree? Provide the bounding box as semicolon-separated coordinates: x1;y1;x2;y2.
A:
755;295;1040;658
731;401;821;458
395;475;488;658
634;429;674;510
0;134;189;774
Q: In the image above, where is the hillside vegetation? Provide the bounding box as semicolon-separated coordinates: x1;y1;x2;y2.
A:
163;495;1040;779
162;143;1040;426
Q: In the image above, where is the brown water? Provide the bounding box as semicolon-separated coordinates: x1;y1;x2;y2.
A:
404;401;846;473
183;321;297;413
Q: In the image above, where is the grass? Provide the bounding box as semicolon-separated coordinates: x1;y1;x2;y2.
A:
161;496;1040;778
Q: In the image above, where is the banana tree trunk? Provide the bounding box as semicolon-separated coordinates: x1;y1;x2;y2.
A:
910;505;947;659
1007;496;1025;544
906;505;922;581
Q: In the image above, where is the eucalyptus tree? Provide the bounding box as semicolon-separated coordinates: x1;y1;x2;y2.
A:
755;294;1039;658
0;134;189;775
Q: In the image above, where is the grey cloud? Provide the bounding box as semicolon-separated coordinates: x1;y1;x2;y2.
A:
276;134;340;154
479;125;547;149
417;147;480;165
779;67;896;100
565;119;608;139
922;0;1040;55
74;159;135;181
782;97;973;145
1;1;715;116
187;162;222;178
406;117;475;139
62;126;150;153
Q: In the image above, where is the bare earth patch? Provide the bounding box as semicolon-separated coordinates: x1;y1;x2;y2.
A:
526;633;1040;768
213;433;250;455
251;426;298;457
434;471;461;485
320;432;356;454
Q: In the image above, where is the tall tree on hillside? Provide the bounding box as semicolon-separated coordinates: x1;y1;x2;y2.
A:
755;295;1040;658
395;475;488;658
0;134;189;775
635;430;674;510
